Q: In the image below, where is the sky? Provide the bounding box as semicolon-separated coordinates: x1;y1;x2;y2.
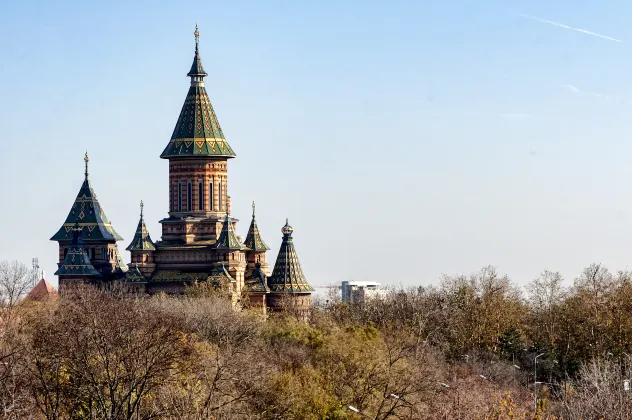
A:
1;0;632;290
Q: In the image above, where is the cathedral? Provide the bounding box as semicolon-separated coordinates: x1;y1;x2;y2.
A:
50;26;313;314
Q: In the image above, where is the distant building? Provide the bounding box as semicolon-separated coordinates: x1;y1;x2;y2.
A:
341;281;386;303
25;276;58;302
49;26;313;315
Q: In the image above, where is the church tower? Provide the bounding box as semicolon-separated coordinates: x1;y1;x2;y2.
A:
154;25;248;289
126;201;156;278
50;153;128;288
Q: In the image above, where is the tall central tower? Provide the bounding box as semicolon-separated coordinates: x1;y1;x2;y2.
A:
160;26;237;244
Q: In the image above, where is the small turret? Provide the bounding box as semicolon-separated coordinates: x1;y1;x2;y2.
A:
243;201;270;275
267;219;313;316
126;201;156;278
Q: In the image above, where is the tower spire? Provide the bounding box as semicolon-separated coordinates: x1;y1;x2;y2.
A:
84;152;89;179
244;202;270;251
140;200;144;218
187;24;207;81
194;24;199;52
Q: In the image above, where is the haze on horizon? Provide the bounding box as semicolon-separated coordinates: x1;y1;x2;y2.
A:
1;0;631;289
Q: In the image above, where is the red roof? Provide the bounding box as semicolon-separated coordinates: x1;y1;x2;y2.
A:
25;278;57;302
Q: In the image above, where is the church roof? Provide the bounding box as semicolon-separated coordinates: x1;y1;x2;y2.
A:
208;264;236;284
213;213;249;251
54;226;102;278
126;201;156;251
50;153;123;242
125;266;146;282
160;26;236;159
245;262;270;293
267;220;314;293
243;202;270;251
25;278;57;301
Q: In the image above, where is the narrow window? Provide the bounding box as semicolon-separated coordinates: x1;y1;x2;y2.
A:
187;182;192;211
178;182;182;211
219;179;223;211
169;183;173;211
209;181;214;211
198;182;203;210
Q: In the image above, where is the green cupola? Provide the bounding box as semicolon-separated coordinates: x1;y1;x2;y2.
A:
160;25;236;159
50;153;123;242
243;202;270;251
213;212;249;251
126;201;156;251
267;220;314;293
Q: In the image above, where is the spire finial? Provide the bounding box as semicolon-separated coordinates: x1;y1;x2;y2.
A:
194;24;199;52
84;151;89;179
140;200;144;217
252;201;256;217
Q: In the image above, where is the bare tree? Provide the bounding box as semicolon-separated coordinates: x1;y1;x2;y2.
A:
0;260;34;308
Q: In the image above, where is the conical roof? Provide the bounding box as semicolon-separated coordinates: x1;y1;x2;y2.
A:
160;26;235;159
54;226;102;277
213;213;248;250
268;220;313;293
25;278;57;301
50;153;123;242
126;201;156;251
243;202;270;251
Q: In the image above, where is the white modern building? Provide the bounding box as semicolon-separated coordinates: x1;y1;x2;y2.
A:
341;281;386;303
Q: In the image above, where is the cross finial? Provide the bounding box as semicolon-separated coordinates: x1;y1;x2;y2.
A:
140;200;144;217
252;201;256;217
194;24;199;52
84;151;89;179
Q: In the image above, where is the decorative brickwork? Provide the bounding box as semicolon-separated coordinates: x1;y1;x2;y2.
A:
51;26;313;316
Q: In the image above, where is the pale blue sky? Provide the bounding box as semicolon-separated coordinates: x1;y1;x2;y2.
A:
1;0;632;288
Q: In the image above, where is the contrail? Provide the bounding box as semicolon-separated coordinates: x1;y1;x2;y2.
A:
520;14;622;43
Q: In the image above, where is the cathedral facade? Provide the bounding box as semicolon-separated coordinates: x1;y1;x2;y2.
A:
50;27;313;314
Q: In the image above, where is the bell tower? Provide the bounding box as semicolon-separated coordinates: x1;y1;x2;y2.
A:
159;25;237;246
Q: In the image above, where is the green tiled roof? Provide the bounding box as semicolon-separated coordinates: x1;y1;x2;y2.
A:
126;201;156;251
160;27;236;159
243;202;270;251
51;154;123;242
214;213;248;251
151;270;211;283
54;226;102;278
208;264;236;284
267;220;313;293
245;262;270;293
125;266;146;282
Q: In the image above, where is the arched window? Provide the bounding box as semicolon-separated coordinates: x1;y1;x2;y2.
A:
169;183;173;211
178;182;182;212
219;179;223;211
198;182;203;211
187;182;192;211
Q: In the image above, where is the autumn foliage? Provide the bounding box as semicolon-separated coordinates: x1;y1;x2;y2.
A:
2;264;632;418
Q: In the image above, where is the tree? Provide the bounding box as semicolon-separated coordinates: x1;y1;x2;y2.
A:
0;260;34;308
28;285;190;420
